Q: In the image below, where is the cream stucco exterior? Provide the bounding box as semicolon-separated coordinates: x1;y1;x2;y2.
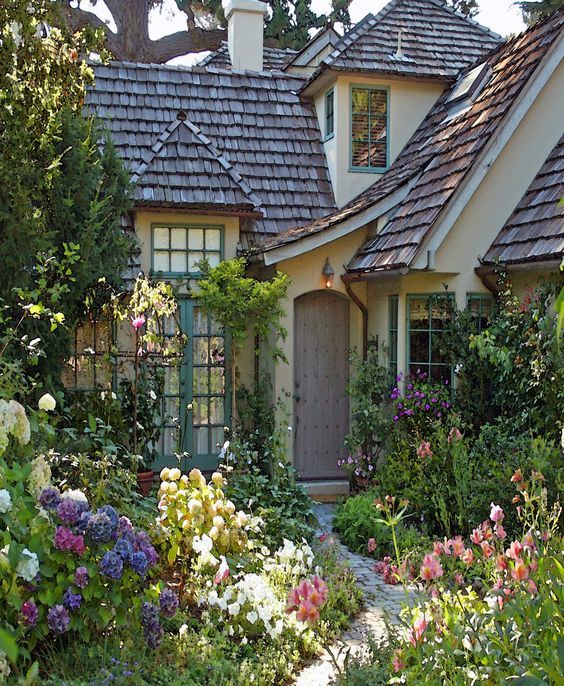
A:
313;74;445;208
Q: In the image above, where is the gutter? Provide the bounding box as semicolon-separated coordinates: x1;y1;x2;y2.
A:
341;275;368;360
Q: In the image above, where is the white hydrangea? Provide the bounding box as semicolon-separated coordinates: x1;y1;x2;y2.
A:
0;651;11;680
27;454;52;497
16;548;39;582
38;393;56;412
61;489;88;503
0;489;12;514
0;399;31;454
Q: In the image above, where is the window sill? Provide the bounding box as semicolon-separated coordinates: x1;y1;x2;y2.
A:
348;166;388;174
322;133;335;143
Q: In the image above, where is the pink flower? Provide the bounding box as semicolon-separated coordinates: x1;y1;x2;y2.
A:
367;538;377;553
416;441;433;459
451;536;465;558
522;530;536;552
54;526;76;552
131;315;146;330
470;527;483;545
480;541;494;559
286;587;301;613
408;615;428;647
297;579;312;600
71;534;85;555
461;548;474;566
420;554;443;581
318;532;328;543
454;572;464;585
448;427;462;443
506;540;523;561
311;575;328;604
433;541;444;556
213;564;230;585
392;649;405;673
510;469;523;483
296;598;319;623
494;523;507;541
527;579;538;595
511;558;529;582
490;503;504;523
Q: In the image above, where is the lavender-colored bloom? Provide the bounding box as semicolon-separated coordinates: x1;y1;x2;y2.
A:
63;587;82;611
86;512;114;543
57;499;79;525
21;599;38;627
39;487;61;510
159;588;179;618
76;510;92;535
74;566;89;589
131;551;148;576
114;538;133;563
98;505;118;530
141;602;163;648
142;544;158;568
47;605;70;634
54;526;76;551
141;601;159;628
117;516;133;536
99;551;123;580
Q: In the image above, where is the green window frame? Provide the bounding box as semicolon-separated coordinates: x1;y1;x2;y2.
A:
350;85;389;171
388;295;399;379
406;294;454;382
466;293;494;333
151;223;223;276
325;88;334;140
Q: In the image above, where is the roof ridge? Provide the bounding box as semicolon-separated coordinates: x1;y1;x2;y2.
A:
422;0;502;40
321;12;378;68
131;118;182;183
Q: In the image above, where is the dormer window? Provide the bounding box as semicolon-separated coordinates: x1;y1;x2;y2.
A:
350;86;389;171
447;62;491;108
325;88;334;140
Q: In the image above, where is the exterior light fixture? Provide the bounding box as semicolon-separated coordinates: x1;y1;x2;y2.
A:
322;258;334;289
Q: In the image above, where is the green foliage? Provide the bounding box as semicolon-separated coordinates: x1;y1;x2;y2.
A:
518;0;564;25
334;490;428;559
197;257;289;359
446;0;479;17
343;349;391;478
224;464;316;549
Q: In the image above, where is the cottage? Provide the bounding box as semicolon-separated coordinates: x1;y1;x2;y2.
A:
83;0;564;491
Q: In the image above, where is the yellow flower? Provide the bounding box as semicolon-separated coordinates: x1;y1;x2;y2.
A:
209;526;220;541
211;472;224;487
213;515;225;530
169;468;181;481
160;467;171;481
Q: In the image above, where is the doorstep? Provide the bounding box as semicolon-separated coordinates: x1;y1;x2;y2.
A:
300;480;350;502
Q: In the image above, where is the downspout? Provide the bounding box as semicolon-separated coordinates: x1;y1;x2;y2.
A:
342;275;368;360
475;265;502;295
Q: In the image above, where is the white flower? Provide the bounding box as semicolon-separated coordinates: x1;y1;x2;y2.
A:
16;549;39;582
149;390;157;400
27;454;51;497
9;21;22;47
179;624;189;637
169;468;181;481
0;489;12;514
193;534;213;556
0;651;11;680
38;393;56;412
246;610;258;624
61;489;88;503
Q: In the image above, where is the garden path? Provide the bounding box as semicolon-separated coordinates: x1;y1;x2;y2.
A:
294;504;407;686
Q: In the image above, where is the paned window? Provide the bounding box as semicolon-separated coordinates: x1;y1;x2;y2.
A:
466;294;494;333
152;225;222;275
407;294;453;381
62;319;113;391
351;86;388;170
325;88;334;139
388;295;399;378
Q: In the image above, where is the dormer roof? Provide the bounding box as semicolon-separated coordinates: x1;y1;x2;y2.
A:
307;0;501;85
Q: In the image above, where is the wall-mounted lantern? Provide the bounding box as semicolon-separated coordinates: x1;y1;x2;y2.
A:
322;258;334;289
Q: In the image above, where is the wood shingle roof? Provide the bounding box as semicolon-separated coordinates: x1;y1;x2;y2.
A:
87;62;336;239
482;135;564;265
198;42;297;70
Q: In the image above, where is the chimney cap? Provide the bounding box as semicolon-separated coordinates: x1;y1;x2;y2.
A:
222;0;268;20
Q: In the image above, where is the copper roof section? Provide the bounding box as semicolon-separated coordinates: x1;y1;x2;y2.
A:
307;0;501;84
87;62;336;238
482;135;564;265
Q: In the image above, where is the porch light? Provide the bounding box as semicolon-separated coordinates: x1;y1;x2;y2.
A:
322;258;334;288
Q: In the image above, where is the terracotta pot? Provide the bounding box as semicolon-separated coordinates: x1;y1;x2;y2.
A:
137;470;154;496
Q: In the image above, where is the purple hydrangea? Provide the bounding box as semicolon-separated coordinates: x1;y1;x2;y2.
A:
159;588;179;618
140;602;163;649
54;526;76;552
76;510;92;536
47;604;70;634
86;512;114;543
39;487;61;510
114;538;134;563
99;551;123;580
57;499;80;525
117;516;133;536
74;566;89;589
131;551;148;576
63;587;82;611
134;531;158;567
21;599;39;627
98;505;119;531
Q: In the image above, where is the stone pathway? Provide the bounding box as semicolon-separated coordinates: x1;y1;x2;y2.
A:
294;504;409;686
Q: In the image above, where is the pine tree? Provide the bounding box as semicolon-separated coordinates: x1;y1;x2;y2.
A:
518;0;564;25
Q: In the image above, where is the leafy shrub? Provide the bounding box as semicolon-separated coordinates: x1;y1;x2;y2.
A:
223;464;316;549
334;490;428;559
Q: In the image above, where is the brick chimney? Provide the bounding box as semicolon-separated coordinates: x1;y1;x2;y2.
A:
222;0;267;72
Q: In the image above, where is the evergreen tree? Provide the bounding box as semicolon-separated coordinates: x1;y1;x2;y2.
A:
518;0;564;24
446;0;480;18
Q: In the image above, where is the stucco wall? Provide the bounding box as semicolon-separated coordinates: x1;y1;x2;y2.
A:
315;75;445;208
272;229;369;460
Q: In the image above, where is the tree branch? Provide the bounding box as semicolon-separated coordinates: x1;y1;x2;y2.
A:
138;27;226;62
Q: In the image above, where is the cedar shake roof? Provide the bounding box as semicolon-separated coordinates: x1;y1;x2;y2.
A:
198;42;297;70
482;136;564;265
88;62;335;239
308;0;501;84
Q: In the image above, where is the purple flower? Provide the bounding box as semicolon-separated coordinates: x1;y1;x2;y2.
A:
425;404;430;411
117;516;133;536
63;587;82;611
21;599;38;627
76;510;92;535
47;605;70;634
142;545;158;567
98;505;119;530
57;499;79;525
114;538;133;563
141;602;163;648
74;566;89;589
54;526;76;551
131;551;148;576
99;551;123;580
159;588;179;618
39;487;61;510
86;512;114;543
393;416;399;422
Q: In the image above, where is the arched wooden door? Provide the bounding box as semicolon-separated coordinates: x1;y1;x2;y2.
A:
294;291;349;480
